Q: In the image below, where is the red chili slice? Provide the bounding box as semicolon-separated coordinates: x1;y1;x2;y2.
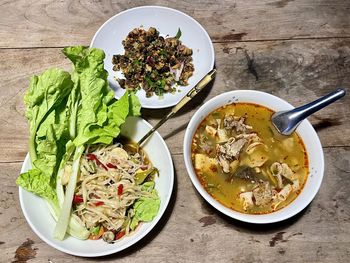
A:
140;165;148;171
118;184;124;196
146;56;154;65
94;201;105;206
115;230;125;240
73;195;83;204
106;163;117;169
86;153;108;171
86;153;97;161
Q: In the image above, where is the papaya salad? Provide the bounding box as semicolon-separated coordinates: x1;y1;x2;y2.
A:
70;142;159;242
16;46;160;243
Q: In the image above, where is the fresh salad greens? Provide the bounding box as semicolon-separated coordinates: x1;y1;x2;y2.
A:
17;46;160;241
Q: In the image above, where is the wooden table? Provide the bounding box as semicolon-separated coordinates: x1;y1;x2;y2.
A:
1;1;349;262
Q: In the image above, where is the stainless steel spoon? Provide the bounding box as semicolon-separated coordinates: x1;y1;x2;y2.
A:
271;88;346;135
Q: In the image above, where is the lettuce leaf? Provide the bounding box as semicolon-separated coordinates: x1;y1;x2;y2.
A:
130;182;160;230
24;69;73;162
17;69;73;205
17;46;142;241
53;46;141;240
16;169;57;203
16;68;90;239
62;46;141;146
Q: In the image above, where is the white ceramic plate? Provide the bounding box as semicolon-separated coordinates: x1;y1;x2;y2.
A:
91;6;215;109
19;117;174;257
183;90;324;224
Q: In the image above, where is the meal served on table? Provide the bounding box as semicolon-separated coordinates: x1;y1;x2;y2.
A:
17;46;160;242
112;27;194;97
71;141;159;242
191;103;309;214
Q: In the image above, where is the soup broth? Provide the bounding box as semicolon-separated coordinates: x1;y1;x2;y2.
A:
191;103;308;214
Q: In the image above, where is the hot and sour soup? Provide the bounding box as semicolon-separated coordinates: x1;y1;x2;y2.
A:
191;103;309;214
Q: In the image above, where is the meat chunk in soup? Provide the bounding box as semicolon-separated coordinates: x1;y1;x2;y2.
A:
191;103;309;214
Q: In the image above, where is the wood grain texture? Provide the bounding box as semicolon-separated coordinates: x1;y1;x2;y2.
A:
1;0;350;48
1;0;350;261
1;39;349;161
1;148;349;262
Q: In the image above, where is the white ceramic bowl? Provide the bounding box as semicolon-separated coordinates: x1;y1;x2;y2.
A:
91;6;215;109
19;117;174;256
183;90;324;224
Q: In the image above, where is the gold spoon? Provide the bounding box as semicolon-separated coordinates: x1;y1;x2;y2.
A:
138;69;216;146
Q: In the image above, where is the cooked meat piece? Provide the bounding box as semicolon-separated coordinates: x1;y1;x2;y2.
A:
112;27;194;97
177;44;193;56
277;184;292;201
224;115;252;133
216;138;247;173
292;179;299;191
281;163;294;179
240;191;254;211
218;155;230;173
216;119;229;143
270;162;295;188
236;132;259;140
252;182;273;206
217;138;247;160
245;142;264;154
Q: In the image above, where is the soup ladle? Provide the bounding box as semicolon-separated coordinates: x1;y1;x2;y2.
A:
271;88;346;136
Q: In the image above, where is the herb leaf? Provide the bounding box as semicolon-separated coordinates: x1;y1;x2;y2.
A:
175;28;182;39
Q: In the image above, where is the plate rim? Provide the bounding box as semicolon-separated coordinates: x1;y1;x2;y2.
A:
90;5;215;109
19;117;174;257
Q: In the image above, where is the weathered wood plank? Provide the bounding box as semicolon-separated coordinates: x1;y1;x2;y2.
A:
159;38;350;152
1;147;350;262
0;0;350;48
0;39;349;162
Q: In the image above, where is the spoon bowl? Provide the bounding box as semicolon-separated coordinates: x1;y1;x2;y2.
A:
272;88;346;135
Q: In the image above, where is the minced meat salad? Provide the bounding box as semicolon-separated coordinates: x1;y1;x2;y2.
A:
112;27;194;97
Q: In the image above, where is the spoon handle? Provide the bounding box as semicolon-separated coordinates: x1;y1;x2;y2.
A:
289;88;346;120
138;69;216;146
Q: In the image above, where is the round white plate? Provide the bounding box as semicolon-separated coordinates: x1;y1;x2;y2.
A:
91;6;215;109
19;117;174;257
184;90;324;224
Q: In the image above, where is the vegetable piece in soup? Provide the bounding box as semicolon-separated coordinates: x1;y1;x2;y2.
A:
191;103;309;214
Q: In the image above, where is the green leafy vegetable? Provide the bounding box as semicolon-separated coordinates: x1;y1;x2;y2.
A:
24;69;73;162
17;69;73;204
17;68;89;240
175;28;182;39
17;169;57;202
90;226;100;235
54;46;141;240
135;168;158;185
130;181;160;230
17;46;141;241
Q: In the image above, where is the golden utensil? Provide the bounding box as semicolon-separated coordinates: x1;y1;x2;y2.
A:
138;69;216;145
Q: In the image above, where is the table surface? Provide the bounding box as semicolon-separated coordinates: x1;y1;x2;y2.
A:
1;0;350;262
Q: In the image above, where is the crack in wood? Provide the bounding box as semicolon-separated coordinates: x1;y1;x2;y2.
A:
1;37;350;50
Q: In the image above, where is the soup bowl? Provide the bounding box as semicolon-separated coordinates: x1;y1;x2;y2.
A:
183;90;324;224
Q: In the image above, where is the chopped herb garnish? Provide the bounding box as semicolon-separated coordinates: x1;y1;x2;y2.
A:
134;59;141;66
159;49;167;56
112;27;194;97
175;28;182;39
